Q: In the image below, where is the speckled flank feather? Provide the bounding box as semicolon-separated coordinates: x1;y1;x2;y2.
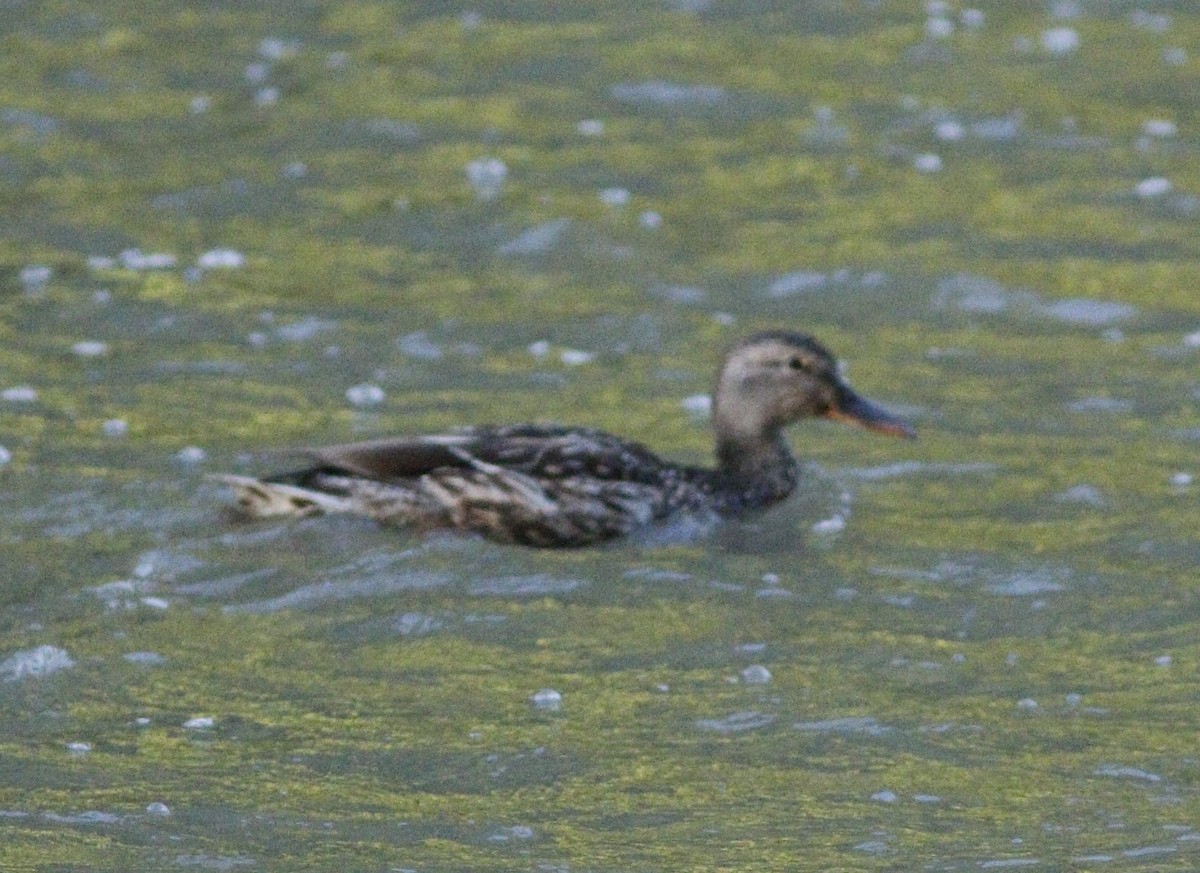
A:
216;333;914;547
214;474;356;518
217;427;696;546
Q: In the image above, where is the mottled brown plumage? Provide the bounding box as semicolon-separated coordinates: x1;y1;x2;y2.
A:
216;331;914;547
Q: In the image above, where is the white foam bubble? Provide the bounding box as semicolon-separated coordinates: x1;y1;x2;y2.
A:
530;688;562;710
1053;484;1107;507
560;349;594;366
1135;177;1172;198
987;575;1065;596
2;385;38;403
396;331;443;360
244;62;270;83
72;340;109;358
960;8;984;28
1163;47;1187;66
175;446;207;464
19;264;52;291
275;316;335;342
258;37;298;60
1041;27;1080;54
681;394;711;416
0;645;74;682
767;271;826;298
599;187;631;207
345;383;385;407
1143;119;1177;138
740;665;771;685
119;249;177;270
465;157;507;201
914;153;943;173
1043;298;1135;326
124;652;167;666
197;249;245;269
926;16;954;39
811;515;847;535
935;120;964;141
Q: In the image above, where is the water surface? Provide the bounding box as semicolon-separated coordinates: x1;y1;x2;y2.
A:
2;2;1199;870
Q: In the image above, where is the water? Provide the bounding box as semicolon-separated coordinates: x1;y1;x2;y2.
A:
2;2;1200;870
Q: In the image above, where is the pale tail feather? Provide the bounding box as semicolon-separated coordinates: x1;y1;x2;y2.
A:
209;474;355;519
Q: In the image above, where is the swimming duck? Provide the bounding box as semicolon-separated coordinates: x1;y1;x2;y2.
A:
217;330;914;547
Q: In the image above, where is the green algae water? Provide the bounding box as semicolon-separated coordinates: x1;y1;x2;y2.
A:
2;2;1199;870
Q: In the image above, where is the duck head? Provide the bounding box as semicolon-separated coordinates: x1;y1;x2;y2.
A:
712;331;915;466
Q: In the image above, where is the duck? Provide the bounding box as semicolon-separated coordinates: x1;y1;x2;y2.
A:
216;330;915;547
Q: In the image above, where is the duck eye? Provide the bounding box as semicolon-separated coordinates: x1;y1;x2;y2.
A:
788;356;804;371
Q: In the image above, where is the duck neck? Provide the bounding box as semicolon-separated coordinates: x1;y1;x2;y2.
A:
711;428;799;511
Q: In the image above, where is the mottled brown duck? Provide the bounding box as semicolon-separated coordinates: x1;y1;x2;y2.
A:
216;330;915;547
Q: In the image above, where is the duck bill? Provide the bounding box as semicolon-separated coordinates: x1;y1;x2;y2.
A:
825;390;916;439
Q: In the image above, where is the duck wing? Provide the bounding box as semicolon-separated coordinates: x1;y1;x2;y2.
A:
297;424;673;485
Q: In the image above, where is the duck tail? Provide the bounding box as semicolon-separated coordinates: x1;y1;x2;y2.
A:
209;474;354;519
